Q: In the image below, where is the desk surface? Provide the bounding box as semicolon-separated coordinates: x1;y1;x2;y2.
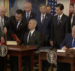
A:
7;45;37;51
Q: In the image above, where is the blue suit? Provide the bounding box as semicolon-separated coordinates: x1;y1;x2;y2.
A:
60;34;72;48
36;13;52;46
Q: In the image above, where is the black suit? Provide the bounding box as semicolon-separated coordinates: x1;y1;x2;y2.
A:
4;16;9;27
23;30;42;47
6;16;28;40
51;14;71;49
36;13;52;46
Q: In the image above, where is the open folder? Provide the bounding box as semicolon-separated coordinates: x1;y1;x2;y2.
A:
6;41;17;45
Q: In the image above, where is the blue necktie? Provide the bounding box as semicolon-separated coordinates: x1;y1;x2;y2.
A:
72;38;75;47
26;13;29;20
57;16;60;24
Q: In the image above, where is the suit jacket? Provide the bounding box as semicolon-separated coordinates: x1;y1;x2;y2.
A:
51;14;71;48
36;13;52;41
4;16;9;27
6;16;28;40
60;34;72;48
23;11;36;23
22;30;42;47
69;14;75;27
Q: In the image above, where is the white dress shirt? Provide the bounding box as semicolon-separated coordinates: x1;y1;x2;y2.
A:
17;21;21;29
41;14;46;23
0;16;4;26
58;13;63;20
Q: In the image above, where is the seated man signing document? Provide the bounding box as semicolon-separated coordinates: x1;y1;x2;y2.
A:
61;26;75;50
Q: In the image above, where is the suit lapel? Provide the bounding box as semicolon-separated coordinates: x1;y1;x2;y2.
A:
17;20;23;30
56;14;64;27
31;31;36;39
27;31;36;44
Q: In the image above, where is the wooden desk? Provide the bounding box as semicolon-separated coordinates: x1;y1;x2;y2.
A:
39;52;54;71
57;52;75;71
39;51;75;71
6;45;37;71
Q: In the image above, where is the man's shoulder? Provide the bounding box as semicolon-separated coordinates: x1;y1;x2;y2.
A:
62;14;69;18
34;30;41;35
65;33;72;39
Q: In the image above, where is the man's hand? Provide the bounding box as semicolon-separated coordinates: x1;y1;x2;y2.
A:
62;46;67;50
1;36;5;43
4;27;7;34
50;40;53;46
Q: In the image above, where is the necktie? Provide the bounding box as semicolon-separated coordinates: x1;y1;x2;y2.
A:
27;32;31;43
57;16;60;24
72;38;75;47
17;21;20;29
26;13;30;20
41;15;45;23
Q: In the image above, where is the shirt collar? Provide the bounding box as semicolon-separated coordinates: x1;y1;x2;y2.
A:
29;29;35;36
58;13;63;19
26;11;31;15
41;13;46;17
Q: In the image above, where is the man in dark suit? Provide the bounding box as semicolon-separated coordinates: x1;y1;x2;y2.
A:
69;3;74;16
23;19;42;47
37;4;52;46
23;2;36;23
50;3;71;49
69;3;75;27
22;19;42;71
0;6;8;71
6;9;28;41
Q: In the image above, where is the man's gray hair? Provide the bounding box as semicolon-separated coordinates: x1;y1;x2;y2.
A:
30;19;37;24
72;26;75;31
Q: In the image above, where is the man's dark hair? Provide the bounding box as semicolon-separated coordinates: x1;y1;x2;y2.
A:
16;9;23;16
40;4;46;7
56;3;64;10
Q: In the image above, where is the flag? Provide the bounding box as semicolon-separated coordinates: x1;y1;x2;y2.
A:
48;0;57;15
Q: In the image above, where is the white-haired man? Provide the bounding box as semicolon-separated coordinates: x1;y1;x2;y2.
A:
61;26;75;50
23;2;36;23
0;6;8;71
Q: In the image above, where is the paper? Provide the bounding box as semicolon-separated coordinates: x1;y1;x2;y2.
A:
57;49;66;52
6;41;17;45
39;49;49;52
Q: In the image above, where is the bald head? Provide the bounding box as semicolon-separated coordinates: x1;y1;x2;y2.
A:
0;6;6;17
24;2;32;13
28;19;37;30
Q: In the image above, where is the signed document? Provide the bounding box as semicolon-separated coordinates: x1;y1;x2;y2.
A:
6;41;17;45
57;49;66;53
